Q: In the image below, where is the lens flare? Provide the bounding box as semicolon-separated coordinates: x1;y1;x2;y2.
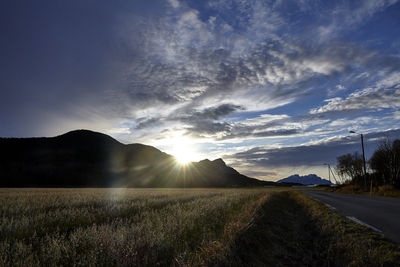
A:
171;138;199;165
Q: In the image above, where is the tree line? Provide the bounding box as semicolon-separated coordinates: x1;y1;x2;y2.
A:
335;138;400;189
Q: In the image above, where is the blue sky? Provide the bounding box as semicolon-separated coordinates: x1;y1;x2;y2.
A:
1;0;400;181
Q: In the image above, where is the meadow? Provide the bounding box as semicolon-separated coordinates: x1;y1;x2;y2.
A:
0;188;399;266
0;188;271;266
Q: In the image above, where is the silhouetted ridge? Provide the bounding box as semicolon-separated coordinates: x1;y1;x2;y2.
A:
0;130;275;187
57;129;122;146
277;174;332;185
212;158;226;166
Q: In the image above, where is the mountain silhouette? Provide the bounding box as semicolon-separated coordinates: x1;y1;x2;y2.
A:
277;174;332;185
0;130;274;187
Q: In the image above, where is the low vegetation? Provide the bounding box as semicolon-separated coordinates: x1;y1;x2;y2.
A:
290;192;400;266
0;188;270;266
330;184;400;198
1;188;399;266
224;191;400;266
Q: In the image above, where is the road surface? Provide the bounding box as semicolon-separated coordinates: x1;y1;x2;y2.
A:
301;190;400;243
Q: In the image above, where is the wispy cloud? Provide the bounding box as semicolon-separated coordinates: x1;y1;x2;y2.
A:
316;0;399;41
311;72;400;114
1;0;400;180
225;129;400;179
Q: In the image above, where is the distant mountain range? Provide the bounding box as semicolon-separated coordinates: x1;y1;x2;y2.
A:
0;130;276;187
277;174;333;185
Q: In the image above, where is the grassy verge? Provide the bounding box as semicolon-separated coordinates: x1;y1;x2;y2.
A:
326;185;400;198
225;191;400;266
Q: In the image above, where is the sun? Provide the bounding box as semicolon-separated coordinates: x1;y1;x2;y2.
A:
170;138;199;165
173;150;192;164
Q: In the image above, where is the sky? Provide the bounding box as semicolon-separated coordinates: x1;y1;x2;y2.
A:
1;0;400;181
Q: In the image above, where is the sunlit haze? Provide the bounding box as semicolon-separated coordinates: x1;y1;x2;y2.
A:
171;137;200;164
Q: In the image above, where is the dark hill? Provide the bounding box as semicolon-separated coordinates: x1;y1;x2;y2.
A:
0;130;274;187
277;174;332;185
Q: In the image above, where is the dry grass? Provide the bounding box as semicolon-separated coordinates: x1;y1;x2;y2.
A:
294;191;400;266
375;185;400;197
332;185;400;198
0;188;272;266
1;188;398;266
226;191;400;266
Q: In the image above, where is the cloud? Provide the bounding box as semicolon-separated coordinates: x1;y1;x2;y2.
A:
338;0;398;27
328;117;374;127
108;0;395;126
241;170;278;178
224;129;400;169
168;0;180;9
116;37;380;125
167;104;241;137
184;104;244;121
134;118;161;130
310;72;400;114
167;107;333;142
315;0;399;41
1;0;400;167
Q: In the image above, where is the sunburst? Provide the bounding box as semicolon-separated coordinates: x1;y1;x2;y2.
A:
170;137;199;165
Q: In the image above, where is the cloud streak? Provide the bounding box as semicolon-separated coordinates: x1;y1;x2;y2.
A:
1;0;400;180
225;129;400;179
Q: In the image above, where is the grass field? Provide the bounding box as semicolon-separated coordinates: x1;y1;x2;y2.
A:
0;188;271;266
0;188;399;266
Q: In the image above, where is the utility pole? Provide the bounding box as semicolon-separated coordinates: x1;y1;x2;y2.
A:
361;134;367;186
350;131;367;190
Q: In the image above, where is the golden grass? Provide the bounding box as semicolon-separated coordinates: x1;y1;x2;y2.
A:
0;188;272;266
223;191;400;266
293;191;400;266
1;188;398;266
331;184;400;198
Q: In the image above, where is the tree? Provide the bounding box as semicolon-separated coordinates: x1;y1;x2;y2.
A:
335;152;364;185
369;138;400;187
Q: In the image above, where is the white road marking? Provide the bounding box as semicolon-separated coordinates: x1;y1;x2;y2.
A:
303;193;336;210
346;216;383;233
324;203;336;210
305;194;318;202
304;192;386;237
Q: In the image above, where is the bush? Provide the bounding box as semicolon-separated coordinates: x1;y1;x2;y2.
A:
376;185;400;198
335;185;363;194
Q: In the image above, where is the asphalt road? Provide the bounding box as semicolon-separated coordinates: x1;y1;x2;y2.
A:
301;190;400;243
